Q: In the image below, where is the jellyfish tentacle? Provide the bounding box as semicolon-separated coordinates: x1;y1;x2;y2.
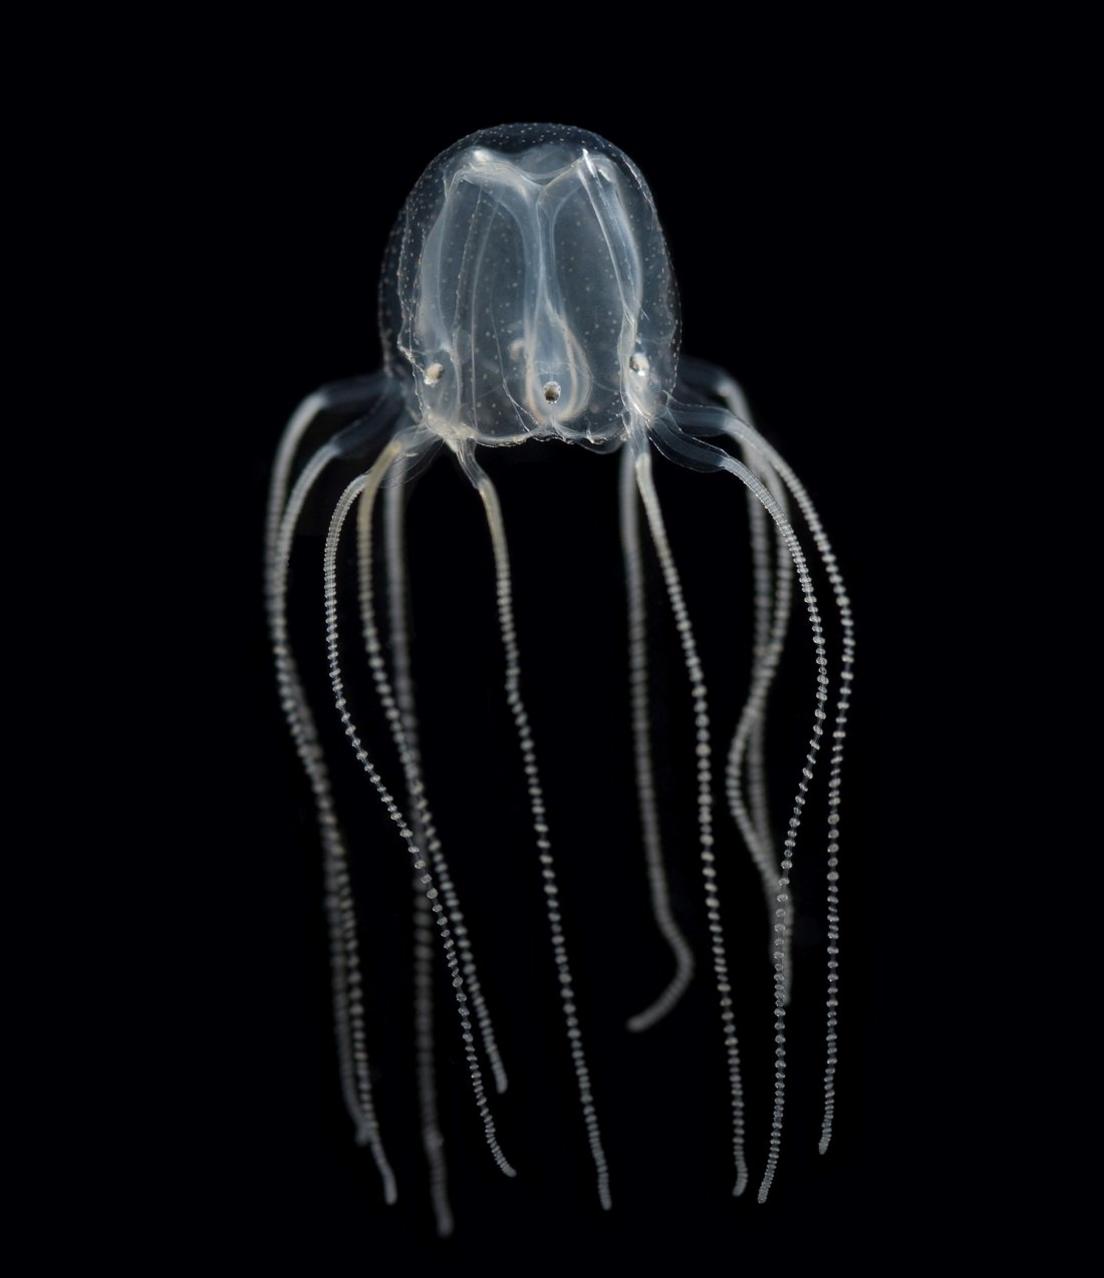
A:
654;410;830;1204
410;883;452;1233
267;434;396;1204
458;444;612;1213
323;441;516;1180
744;465;782;856
716;443;796;1001
266;376;384;583
358;457;509;1098
618;444;696;1032
677;364;796;1001
740;455;797;1003
700;373;790;873
734;412;793;857
718;416;854;1159
384;468;453;1238
632;443;749;1197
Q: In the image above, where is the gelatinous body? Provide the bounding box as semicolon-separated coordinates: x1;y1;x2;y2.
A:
267;122;854;1234
382;126;678;447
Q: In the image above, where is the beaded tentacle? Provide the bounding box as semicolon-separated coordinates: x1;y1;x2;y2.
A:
633;446;749;1197
709;441;828;1203
719;415;854;1157
383;463;453;1236
357;455;509;1097
726;454;797;1002
619;444;696;1033
323;443;516;1180
267;429;396;1204
459;444;612;1213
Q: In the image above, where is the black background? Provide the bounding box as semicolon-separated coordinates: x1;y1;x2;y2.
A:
179;57;987;1268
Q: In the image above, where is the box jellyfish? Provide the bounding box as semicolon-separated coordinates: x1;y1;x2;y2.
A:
266;123;854;1233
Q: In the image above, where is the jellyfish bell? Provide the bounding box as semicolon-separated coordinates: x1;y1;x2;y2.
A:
268;121;853;1236
380;123;680;450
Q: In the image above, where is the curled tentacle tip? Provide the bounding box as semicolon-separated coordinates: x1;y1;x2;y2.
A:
626;1007;672;1033
625;977;694;1033
625;1003;666;1033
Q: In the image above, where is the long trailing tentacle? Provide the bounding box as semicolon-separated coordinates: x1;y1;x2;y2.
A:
619;444;696;1032
652;411;829;1203
678;364;797;1001
632;444;749;1197
323;440;516;1180
457;443;612;1212
729;455;797;1003
743;463;784;856
358;450;509;1098
718;415;854;1158
383;461;452;1238
706;375;792;880
265;377;381;583
266;426;396;1204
